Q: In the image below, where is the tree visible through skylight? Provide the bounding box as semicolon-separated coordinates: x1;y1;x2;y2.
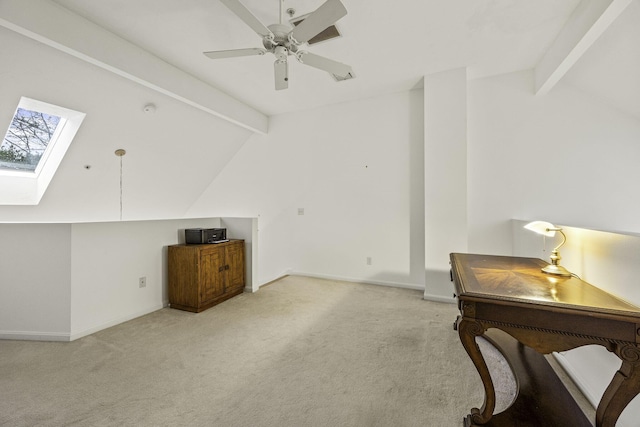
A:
1;108;62;172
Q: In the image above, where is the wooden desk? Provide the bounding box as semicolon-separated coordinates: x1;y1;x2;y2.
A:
451;253;640;427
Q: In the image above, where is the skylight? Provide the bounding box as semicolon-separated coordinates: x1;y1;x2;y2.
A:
1;108;64;173
0;97;85;205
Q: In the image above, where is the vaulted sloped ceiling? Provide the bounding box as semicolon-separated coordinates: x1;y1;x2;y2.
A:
49;0;583;115
0;26;253;222
15;0;636;121
562;0;640;120
0;0;637;221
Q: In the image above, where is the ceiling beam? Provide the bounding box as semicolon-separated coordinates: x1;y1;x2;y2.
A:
0;0;268;134
534;0;632;95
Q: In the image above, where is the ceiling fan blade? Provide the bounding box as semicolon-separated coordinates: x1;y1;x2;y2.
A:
219;0;274;39
203;48;267;59
274;60;289;90
297;52;352;78
290;0;347;44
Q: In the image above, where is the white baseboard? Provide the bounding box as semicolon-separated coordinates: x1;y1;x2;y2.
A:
255;270;294;290
288;270;425;291
69;302;165;341
552;352;599;409
423;293;457;304
1;302;167;342
0;330;71;342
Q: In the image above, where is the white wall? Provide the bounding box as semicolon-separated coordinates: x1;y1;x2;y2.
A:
0;224;72;340
69;217;221;340
188;90;426;290
424;69;468;300
0;217;263;341
467;70;640;255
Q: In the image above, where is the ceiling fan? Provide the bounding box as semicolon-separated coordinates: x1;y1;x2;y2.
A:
204;0;354;90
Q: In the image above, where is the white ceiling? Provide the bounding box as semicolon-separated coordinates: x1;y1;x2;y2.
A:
562;0;640;120
48;0;587;116
3;0;635;121
0;0;637;220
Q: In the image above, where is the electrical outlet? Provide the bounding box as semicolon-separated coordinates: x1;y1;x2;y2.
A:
366;257;372;265
298;208;304;215
139;277;146;288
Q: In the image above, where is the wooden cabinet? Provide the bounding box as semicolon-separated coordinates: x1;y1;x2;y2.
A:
168;240;245;313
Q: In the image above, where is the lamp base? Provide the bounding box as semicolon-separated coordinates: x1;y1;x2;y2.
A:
541;264;572;277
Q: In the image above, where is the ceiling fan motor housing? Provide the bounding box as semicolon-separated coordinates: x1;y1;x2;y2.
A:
264;24;298;55
274;46;288;61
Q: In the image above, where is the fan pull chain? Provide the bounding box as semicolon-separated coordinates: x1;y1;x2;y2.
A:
115;149;126;221
119;156;123;221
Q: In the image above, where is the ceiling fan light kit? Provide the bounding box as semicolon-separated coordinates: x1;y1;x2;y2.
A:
205;0;354;90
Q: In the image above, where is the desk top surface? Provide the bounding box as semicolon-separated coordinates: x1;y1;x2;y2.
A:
451;253;640;317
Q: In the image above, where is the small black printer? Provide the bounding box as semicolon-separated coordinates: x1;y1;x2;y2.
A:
185;228;228;244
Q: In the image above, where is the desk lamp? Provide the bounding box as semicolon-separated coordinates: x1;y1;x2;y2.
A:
524;221;572;277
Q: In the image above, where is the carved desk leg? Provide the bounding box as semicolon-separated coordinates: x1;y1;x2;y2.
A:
457;316;495;425
596;343;640;427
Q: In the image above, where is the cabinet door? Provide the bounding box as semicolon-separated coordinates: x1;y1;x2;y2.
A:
225;241;245;291
200;248;225;303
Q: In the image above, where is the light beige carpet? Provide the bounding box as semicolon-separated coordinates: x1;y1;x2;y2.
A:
1;276;487;426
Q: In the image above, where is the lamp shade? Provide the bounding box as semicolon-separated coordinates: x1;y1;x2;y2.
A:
524;221;557;237
524;220;572;277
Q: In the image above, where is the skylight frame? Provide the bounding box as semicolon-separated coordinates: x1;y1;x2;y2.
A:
1;98;68;177
0;97;85;205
